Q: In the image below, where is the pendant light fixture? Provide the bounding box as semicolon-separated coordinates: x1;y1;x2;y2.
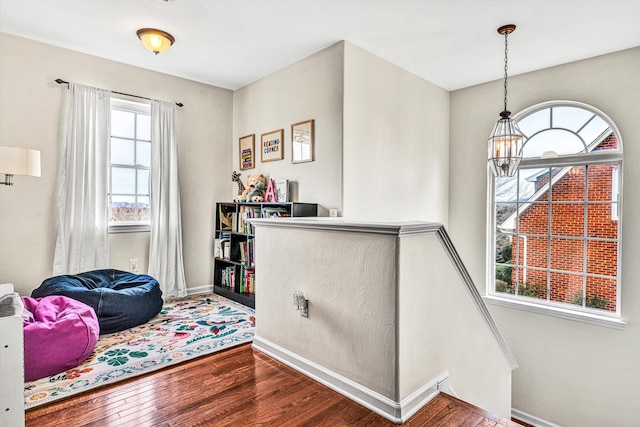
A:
487;24;526;177
137;28;175;55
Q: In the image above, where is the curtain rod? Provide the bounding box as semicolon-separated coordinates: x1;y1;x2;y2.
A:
54;79;184;108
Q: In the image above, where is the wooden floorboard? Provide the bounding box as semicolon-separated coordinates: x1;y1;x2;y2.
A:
25;343;523;426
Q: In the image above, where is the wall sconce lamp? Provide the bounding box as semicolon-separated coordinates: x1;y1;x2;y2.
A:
0;146;41;186
293;291;309;318
137;28;175;55
487;24;527;178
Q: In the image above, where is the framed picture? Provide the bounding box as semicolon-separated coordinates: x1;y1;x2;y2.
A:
239;134;255;170
291;119;314;163
273;178;289;202
261;129;284;162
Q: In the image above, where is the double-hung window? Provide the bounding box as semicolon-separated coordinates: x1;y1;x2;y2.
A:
108;98;151;232
488;101;624;327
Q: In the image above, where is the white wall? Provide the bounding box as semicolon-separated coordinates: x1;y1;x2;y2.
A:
255;225;398;398
0;33;233;295
398;232;512;417
252;219;512;419
342;42;450;224
107;232;150;275
449;47;640;426
232;43;344;214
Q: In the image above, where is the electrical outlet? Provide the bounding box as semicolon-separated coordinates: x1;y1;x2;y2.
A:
329;208;338;217
129;259;138;273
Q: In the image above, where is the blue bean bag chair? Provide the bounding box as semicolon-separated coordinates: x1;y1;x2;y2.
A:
32;269;163;334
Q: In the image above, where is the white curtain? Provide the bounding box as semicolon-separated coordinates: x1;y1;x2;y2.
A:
53;83;110;275
149;100;187;297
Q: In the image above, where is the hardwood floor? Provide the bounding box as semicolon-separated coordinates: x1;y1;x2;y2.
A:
26;343;522;426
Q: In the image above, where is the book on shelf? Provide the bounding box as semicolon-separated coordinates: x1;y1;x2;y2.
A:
240;266;255;294
262;206;291;218
239;238;255;266
218;205;235;231
237;205;261;234
221;266;235;289
217;232;231;260
214;239;222;258
213;232;231;259
273;178;288;202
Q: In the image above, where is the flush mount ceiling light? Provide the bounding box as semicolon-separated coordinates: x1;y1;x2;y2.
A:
136;28;175;55
487;24;526;178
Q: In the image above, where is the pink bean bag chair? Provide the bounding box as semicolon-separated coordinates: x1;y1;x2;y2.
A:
22;295;99;381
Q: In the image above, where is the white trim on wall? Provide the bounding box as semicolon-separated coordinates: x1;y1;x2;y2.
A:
186;285;212;296
253;336;449;424
512;408;565;427
485;295;627;330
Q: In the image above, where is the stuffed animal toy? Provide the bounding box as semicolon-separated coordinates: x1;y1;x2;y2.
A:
231;171;245;196
244;180;266;202
235;174;267;202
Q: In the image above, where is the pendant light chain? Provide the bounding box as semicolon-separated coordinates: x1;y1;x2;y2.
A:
503;30;509;113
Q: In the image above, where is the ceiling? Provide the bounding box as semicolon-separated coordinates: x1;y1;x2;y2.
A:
1;0;638;91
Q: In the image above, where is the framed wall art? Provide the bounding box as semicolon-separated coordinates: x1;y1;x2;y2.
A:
291;119;314;163
239;134;255;170
261;129;284;162
274;178;289;202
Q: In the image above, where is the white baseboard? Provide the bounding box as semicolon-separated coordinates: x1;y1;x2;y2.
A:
400;370;450;422
186;285;212;295
512;408;564;427
252;335;448;424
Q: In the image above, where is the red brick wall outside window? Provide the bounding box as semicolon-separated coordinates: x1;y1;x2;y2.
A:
509;135;619;312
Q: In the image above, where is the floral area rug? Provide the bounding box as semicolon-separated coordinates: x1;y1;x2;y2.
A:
24;293;255;409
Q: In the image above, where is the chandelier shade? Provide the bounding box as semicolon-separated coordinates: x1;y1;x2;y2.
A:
488;111;524;177
487;24;526;177
137;28;175;55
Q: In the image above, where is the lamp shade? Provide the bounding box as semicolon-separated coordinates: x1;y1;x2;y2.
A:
137;28;175;55
487;113;524;177
0;146;41;177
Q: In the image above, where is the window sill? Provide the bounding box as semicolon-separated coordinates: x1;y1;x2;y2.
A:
108;222;150;234
483;295;627;330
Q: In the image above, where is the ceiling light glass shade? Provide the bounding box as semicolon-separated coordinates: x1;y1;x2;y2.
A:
137;28;175;55
487;112;525;177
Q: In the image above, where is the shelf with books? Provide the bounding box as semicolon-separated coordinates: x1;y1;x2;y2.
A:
213;201;317;308
237;205;261;235
216;203;236;233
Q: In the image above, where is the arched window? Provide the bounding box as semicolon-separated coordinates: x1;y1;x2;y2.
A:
488;101;623;324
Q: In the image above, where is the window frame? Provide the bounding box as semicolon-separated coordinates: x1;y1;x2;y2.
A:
484;100;626;329
108;97;151;234
612;165;620;221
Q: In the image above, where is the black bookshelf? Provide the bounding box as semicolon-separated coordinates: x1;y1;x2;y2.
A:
213;202;317;308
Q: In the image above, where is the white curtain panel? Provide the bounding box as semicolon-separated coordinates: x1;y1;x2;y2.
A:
149;100;187;298
52;83;110;275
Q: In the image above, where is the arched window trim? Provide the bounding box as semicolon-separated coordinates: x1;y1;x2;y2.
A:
524;127;590;154
515;100;623;161
484;100;626;330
